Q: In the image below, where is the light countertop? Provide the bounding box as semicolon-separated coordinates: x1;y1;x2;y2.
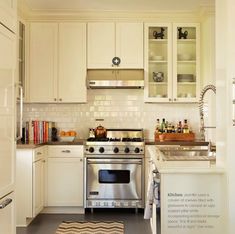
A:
16;140;85;149
147;145;225;174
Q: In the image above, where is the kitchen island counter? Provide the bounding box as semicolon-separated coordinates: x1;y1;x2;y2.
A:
145;145;226;234
147;145;224;174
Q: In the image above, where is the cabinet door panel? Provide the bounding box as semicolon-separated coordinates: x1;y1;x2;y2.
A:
173;23;200;103
33;159;44;217
47;157;83;206
29;23;57;102
58;23;87;103
116;23;144;68
87;22;115;68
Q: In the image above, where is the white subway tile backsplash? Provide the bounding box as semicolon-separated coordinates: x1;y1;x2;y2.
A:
23;90;200;140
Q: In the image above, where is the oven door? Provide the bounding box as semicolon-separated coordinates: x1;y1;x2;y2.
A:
86;158;142;200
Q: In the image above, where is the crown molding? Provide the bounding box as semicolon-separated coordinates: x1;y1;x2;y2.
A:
21;9;203;21
17;1;214;22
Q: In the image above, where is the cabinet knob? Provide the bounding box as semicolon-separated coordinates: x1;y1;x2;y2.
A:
54;98;57;101
80;158;83;162
174;98;177;101
61;150;71;153
59;98;62;101
169;98;172;101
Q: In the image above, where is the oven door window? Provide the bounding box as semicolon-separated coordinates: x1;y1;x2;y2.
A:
98;170;130;184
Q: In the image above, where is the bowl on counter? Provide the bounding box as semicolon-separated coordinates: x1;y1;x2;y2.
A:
59;136;75;142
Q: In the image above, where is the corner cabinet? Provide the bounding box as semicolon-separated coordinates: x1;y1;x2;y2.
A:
144;23;200;103
16;146;46;226
28;22;87;103
87;22;144;69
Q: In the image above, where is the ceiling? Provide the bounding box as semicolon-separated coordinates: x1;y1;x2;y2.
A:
24;0;214;12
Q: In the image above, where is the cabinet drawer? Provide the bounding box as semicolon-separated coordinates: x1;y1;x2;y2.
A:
48;146;83;158
33;147;45;161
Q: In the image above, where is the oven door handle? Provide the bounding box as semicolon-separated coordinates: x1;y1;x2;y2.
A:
87;159;142;164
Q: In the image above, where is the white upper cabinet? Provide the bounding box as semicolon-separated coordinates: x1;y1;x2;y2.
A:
116;23;144;68
58;23;87;103
87;22;144;69
29;23;58;103
0;0;17;32
87;22;115;68
28;22;87;103
173;23;200;103
144;23;200;103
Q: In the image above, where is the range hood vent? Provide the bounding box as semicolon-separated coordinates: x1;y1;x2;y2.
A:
87;69;144;89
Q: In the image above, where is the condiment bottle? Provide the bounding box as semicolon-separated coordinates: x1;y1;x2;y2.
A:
155;119;160;133
183;119;190;133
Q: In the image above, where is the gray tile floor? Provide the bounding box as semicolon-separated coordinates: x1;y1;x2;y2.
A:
17;209;152;234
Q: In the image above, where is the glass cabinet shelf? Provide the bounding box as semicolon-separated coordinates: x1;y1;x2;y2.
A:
177;60;196;63
177;39;196;43
149;39;168;43
149;60;168;63
177;82;196;85
149;82;168;85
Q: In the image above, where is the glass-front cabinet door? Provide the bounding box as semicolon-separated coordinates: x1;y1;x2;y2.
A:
144;23;172;102
173;23;200;102
144;23;200;103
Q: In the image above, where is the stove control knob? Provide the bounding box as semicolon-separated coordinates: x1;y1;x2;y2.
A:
124;147;130;153
134;147;140;153
113;147;119;153
99;147;105;153
88;147;94;153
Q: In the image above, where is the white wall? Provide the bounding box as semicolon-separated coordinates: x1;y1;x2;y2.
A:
216;0;235;233
201;13;216;143
22;89;200;140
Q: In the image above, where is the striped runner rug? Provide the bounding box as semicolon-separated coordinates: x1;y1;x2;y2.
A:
55;221;124;234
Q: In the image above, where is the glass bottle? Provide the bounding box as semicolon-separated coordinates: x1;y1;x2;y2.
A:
183;119;190;133
161;118;166;133
155;119;160;133
177;121;182;133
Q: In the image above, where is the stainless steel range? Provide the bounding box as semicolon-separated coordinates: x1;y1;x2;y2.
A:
84;129;145;209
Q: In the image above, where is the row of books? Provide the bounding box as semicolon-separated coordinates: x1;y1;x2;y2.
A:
22;120;56;143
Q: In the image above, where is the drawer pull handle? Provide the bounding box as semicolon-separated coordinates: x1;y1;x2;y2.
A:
37;152;42;155
0;198;12;209
61;150;71;153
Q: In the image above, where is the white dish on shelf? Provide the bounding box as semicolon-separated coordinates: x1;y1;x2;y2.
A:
150;55;164;61
156;94;162;98
59;136;75;142
177;74;194;82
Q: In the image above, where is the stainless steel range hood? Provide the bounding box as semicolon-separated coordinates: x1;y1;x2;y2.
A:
87;69;144;89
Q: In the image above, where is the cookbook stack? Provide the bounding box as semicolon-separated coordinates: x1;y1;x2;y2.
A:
23;120;56;143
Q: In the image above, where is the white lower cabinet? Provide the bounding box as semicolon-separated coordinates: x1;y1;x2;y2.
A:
16;146;46;226
45;146;84;207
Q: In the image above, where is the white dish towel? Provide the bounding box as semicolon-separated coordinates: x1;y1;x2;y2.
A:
144;163;160;219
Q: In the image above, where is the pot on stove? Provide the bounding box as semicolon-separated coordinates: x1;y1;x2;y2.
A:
94;125;107;138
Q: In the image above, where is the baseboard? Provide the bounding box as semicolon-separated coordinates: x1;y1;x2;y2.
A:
41;206;85;214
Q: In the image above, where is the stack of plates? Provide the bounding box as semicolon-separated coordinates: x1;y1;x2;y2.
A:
177;74;194;82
